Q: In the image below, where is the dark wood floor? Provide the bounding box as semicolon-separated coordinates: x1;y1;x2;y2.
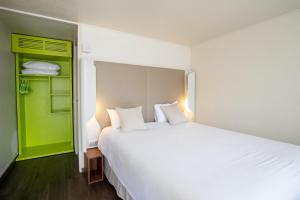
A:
0;153;121;200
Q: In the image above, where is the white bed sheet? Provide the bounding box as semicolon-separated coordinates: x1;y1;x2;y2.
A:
98;122;300;200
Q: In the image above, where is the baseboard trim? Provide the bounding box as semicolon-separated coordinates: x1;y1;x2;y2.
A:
0;154;18;185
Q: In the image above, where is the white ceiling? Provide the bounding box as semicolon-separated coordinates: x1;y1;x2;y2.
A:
0;0;300;46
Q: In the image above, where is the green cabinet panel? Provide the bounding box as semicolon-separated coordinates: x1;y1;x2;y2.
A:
12;34;72;57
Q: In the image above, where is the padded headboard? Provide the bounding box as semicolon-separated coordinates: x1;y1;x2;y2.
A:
95;61;185;128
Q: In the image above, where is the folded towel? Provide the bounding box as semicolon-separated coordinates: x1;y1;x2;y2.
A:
22;69;59;76
22;61;60;71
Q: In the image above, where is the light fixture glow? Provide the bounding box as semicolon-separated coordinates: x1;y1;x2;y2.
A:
96;100;102;115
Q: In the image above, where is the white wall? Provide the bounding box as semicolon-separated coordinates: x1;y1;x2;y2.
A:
79;24;191;70
192;10;300;145
0;20;18;177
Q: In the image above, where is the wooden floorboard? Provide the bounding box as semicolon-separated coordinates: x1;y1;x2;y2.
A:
0;153;121;200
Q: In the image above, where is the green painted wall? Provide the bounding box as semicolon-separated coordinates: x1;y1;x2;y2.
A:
0;21;18;177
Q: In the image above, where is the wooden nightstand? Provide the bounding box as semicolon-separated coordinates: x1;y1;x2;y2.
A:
84;148;104;184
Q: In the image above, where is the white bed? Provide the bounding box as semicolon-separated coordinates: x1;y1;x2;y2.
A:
98;122;300;200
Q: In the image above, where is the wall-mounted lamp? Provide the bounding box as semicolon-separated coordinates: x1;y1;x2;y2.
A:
185;71;196;121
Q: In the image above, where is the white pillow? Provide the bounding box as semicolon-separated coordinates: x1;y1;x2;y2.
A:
23;61;60;71
160;103;188;125
107;109;121;129
154;101;177;122
116;106;146;132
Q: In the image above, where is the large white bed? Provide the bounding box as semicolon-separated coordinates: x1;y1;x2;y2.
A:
98;122;300;200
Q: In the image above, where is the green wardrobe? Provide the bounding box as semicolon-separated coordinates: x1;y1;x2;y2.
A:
12;34;74;161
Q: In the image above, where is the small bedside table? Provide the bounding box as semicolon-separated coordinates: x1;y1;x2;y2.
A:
84;147;104;184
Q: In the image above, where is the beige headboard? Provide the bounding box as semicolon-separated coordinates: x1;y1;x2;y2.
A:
95;61;185;128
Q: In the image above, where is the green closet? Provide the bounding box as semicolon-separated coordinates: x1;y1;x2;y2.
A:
12;34;74;161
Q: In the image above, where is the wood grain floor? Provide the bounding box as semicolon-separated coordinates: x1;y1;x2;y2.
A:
0;153;121;200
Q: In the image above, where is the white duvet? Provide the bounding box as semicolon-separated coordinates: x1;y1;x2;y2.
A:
99;122;300;200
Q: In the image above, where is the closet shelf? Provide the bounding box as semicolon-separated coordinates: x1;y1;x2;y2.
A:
50;75;71;78
51;108;71;113
18;74;70;78
51;90;70;96
20;78;48;81
51;93;70;96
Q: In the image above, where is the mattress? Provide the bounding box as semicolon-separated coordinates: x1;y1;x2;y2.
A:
98;122;300;200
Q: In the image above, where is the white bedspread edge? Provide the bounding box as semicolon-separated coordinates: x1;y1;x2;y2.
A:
104;157;134;200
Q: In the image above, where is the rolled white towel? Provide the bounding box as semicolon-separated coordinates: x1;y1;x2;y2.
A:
22;61;60;71
22;69;59;76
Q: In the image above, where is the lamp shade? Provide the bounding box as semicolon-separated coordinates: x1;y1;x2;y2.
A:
86;115;100;148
